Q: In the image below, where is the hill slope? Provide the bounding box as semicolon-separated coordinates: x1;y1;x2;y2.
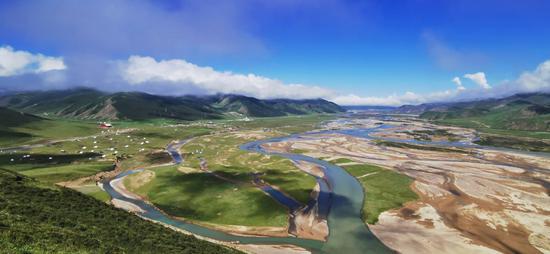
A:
0;107;45;145
394;93;550;131
0;168;241;253
0;88;344;120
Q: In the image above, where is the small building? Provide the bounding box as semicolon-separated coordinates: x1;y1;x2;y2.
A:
99;122;113;129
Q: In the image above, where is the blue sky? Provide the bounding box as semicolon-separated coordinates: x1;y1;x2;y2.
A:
1;0;550;105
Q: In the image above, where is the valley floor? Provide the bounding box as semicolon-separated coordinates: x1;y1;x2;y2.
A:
2;113;549;254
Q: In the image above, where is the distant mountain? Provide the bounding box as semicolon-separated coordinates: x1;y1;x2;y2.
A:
343;105;396;112
0;88;344;121
394;93;550;131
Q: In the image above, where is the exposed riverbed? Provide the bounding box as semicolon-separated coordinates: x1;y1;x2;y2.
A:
102;115;550;254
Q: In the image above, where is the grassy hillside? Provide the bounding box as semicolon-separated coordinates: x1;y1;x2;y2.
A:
393;93;550;151
0;107;102;147
0;168;241;254
416;93;550;132
0;88;344;121
0;107;42;145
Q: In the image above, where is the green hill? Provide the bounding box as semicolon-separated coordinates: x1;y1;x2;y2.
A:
0;168;241;254
0;88;344;121
395;93;550;132
0;107;44;145
0;106;103;147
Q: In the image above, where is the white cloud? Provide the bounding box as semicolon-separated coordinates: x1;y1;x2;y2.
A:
331;92;422;106
337;60;550;106
464;72;490;89
452;76;465;91
3;44;550;108
515;60;550;93
117;55;481;106
0;46;66;76
120;55;334;99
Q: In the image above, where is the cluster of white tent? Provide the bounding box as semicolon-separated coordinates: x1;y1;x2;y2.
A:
6;132;157;164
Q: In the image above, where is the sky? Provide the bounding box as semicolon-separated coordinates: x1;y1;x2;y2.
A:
1;0;550;106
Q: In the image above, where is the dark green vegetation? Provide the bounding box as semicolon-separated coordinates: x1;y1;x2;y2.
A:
0;88;344;121
0;169;241;254
476;134;550;153
126;166;288;227
375;140;470;154
342;164;418;224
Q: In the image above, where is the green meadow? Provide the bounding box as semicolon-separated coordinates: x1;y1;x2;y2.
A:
125;166;288;227
182;134;317;205
342;163;418;224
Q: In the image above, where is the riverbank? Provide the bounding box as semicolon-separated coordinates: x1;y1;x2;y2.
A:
272;116;550;254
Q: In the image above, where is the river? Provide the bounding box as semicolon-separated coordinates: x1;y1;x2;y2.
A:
103;118;550;253
103;124;395;253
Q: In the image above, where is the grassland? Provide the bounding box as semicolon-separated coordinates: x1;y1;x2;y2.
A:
230;114;335;134
72;184;111;202
120;115;333;227
125;166;289;227
0;152;113;183
342;164;418;224
1;112;333;236
0;169;241;254
182;133;317;204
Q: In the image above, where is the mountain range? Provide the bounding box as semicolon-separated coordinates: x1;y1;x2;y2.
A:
394;93;550;131
0;88;344;121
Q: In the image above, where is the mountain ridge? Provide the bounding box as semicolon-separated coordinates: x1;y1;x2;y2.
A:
0;88;344;121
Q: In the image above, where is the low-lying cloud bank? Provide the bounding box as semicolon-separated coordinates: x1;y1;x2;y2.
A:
1;45;550;106
120;56;333;100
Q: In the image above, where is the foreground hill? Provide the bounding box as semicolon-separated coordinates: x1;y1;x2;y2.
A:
394;93;550;131
0;168;241;253
0;88;344;120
